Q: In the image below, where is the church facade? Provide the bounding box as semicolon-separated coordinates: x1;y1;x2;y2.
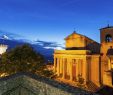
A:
54;26;113;88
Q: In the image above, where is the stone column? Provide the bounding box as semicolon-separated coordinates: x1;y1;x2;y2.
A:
108;58;111;70
56;58;58;75
62;58;65;79
67;58;69;76
79;60;82;75
54;57;56;72
86;57;90;82
76;59;79;80
83;58;87;83
59;58;61;75
69;58;73;81
57;58;60;76
60;58;63;74
61;58;63;77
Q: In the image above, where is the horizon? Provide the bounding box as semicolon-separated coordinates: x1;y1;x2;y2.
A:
0;0;113;45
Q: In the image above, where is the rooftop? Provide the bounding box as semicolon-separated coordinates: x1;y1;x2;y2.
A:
0;72;91;95
100;24;113;30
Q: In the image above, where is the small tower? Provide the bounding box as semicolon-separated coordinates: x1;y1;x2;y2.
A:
100;25;113;57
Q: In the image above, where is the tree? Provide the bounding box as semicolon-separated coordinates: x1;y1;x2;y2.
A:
0;44;53;77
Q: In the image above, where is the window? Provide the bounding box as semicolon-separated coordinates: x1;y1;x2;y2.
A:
105;34;112;42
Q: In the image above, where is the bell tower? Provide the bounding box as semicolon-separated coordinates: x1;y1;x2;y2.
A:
100;25;113;57
100;25;113;86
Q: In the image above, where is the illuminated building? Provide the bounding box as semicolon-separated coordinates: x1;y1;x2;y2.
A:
54;25;113;88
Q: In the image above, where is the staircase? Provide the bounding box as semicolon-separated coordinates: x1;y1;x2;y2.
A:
87;81;99;92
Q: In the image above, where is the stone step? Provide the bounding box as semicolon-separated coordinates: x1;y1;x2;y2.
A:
87;81;99;92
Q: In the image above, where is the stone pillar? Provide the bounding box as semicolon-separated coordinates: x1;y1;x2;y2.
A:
57;58;60;76
78;59;80;75
62;58;65;79
108;58;111;70
67;59;70;76
83;58;87;83
56;58;58;75
76;59;79;80
82;59;85;79
69;58;73;81
60;58;63;74
79;60;82;75
59;58;61;74
54;57;56;72
61;58;63;76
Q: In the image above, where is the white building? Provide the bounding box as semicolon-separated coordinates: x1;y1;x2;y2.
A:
0;45;8;55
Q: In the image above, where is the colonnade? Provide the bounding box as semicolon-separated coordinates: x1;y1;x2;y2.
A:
54;57;87;82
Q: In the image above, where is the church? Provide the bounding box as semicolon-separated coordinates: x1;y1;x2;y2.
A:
54;25;113;89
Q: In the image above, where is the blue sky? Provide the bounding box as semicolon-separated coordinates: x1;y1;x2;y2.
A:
0;0;113;45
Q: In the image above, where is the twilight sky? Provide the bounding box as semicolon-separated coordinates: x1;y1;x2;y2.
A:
0;0;113;45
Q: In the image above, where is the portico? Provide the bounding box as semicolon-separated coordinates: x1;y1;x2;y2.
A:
54;50;90;83
54;31;101;89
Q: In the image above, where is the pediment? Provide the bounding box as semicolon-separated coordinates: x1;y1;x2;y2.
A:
65;32;84;40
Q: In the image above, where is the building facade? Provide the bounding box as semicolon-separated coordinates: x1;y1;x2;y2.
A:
54;26;113;88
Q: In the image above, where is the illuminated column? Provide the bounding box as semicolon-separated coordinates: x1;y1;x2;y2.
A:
57;58;59;75
63;58;65;79
67;58;69;76
78;59;80;75
83;58;87;83
69;58;73;81
108;58;111;70
56;58;58;75
57;58;60;76
61;58;63;75
82;59;85;80
76;59;79;79
54;57;56;72
59;58;61;75
60;58;63;74
61;58;63;74
79;60;82;75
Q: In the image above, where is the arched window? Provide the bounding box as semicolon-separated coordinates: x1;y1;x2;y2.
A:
105;34;112;42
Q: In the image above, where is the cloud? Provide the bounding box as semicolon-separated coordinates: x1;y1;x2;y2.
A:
35;40;64;50
0;30;64;50
0;30;24;40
